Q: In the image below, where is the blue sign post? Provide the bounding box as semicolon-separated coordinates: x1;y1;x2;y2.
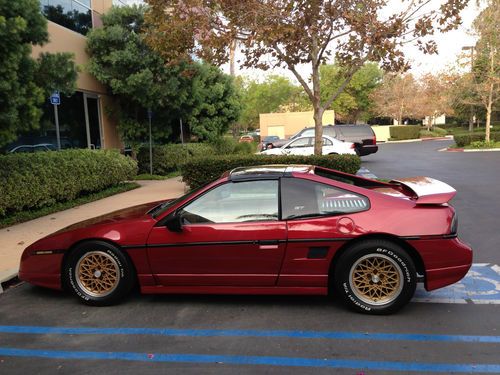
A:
50;91;61;150
50;91;60;105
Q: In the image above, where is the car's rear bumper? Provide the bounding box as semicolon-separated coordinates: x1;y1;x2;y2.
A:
357;144;378;156
408;237;473;291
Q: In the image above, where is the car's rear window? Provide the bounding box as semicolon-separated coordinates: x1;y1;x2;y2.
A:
314;167;386;188
336;126;373;137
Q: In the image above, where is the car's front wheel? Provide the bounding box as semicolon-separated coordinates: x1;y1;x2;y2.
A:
333;240;416;314
65;241;135;306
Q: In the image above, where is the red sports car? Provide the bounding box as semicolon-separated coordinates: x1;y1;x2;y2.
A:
19;165;472;314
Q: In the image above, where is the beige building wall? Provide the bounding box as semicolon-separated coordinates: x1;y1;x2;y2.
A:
31;0;121;149
259;110;335;139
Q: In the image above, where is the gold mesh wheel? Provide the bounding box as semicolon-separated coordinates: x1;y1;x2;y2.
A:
75;251;120;298
349;254;403;306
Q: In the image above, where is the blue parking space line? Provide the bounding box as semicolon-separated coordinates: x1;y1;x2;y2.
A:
1;325;500;343
1;347;500;373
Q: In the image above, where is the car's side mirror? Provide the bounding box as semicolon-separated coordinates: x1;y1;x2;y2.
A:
165;214;183;232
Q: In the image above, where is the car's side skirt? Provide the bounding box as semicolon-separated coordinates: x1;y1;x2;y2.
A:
140;285;328;296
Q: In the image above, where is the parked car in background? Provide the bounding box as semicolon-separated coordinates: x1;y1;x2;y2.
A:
260;135;282;151
260;135;356;156
239;135;255;143
263;124;378;156
9;143;56;153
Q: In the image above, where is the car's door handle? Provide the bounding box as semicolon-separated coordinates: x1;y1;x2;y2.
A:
258;240;279;245
258;240;280;250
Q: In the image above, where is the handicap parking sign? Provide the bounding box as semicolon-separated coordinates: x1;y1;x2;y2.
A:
50;91;60;105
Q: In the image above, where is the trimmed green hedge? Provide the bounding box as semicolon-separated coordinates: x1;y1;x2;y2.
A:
389;126;421;140
454;132;500;147
0;149;137;217
137;140;258;175
137;143;215;175
181;154;361;188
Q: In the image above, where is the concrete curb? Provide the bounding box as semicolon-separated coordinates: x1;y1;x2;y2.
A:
379;135;453;144
0;269;18;293
440;147;500;153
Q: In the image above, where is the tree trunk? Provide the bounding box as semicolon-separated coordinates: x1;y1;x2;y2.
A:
485;48;494;143
310;44;323;156
229;39;236;77
313;102;324;155
468;108;474;132
398;102;403;126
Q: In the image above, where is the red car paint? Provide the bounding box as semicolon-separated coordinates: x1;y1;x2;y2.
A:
19;165;472;299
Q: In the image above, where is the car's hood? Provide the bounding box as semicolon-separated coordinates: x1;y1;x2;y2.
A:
53;201;165;234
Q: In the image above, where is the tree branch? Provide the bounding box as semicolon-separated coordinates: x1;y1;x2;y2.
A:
273;43;314;100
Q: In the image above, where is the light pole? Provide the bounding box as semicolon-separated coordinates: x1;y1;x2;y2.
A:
462;46;475;131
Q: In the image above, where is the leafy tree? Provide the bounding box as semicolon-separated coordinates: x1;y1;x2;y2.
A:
0;0;77;147
370;73;420;125
238;75;307;129
320;63;382;123
471;0;499;142
417;73;453;129
145;0;468;154
87;4;240;145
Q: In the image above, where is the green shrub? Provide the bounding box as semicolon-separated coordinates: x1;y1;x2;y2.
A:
137;143;215;174
137;140;256;174
454;132;500;147
420;127;448;138
0;149;137;217
467;140;500;149
181;154;361;188
389;126;421;140
431;127;447;136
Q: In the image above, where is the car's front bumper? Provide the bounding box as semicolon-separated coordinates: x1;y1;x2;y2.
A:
408;237;473;291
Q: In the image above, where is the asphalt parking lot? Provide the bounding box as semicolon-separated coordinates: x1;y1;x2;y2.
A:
1;139;499;374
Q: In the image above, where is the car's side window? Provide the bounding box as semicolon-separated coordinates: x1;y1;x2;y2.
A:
281;178;369;220
288;138;310;148
322;137;333;146
178;180;279;224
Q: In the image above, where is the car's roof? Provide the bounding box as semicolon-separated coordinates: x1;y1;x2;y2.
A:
228;165;315;181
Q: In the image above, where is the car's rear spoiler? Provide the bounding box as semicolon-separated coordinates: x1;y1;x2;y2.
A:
390;177;456;205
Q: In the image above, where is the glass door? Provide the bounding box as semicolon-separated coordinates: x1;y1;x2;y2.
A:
83;93;103;149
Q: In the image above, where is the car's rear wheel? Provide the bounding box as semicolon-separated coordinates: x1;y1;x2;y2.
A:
333;240;416;314
65;241;135;306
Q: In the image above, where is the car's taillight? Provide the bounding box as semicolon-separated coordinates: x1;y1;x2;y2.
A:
372;135;376;144
350;143;355;149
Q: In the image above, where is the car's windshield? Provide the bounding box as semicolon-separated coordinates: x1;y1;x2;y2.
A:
148;182;210;219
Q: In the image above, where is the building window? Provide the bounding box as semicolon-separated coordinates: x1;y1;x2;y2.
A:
40;0;92;35
113;0;144;6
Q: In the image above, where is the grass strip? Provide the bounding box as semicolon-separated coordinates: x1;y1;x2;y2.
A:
0;182;140;229
134;171;180;180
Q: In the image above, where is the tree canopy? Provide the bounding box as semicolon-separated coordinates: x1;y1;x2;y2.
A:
145;0;468;154
0;0;77;147
87;4;240;145
321;63;382;123
237;75;309;129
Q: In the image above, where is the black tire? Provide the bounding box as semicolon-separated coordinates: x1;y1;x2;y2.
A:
333;240;416;314
64;241;135;306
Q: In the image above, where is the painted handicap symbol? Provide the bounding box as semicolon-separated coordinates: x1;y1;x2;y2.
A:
414;264;500;304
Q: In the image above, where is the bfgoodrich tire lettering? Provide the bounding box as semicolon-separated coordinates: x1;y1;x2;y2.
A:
334;239;416;314
65;241;135;306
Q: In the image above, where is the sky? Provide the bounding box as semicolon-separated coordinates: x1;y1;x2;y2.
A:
223;1;482;82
